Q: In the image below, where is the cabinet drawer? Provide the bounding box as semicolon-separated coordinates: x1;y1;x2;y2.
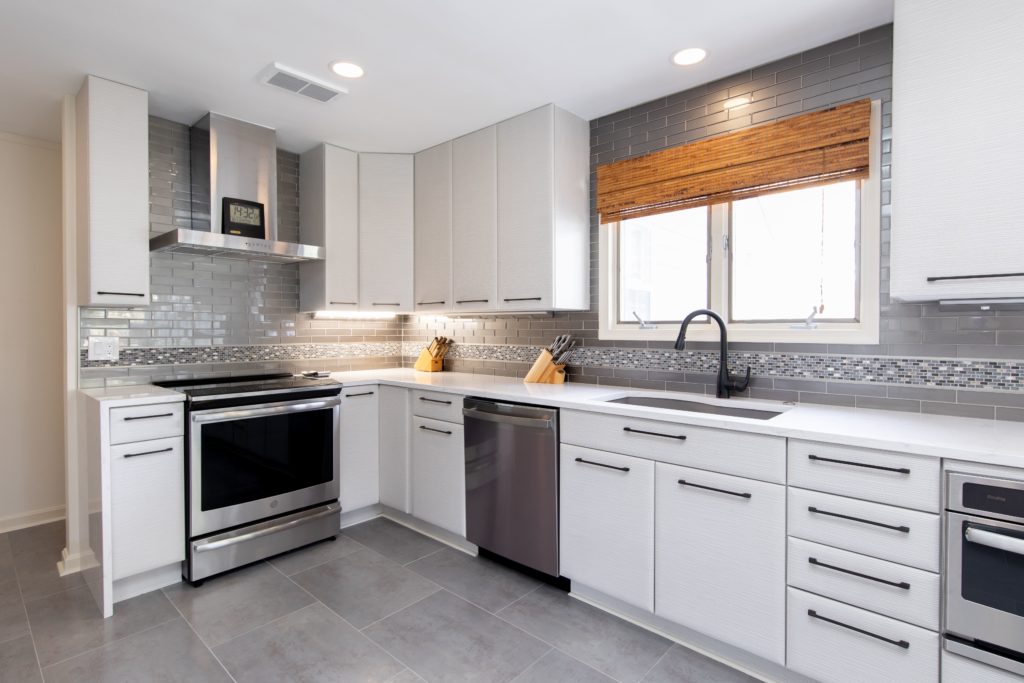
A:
942;650;1024;683
789;488;941;572
788;440;940;512
411;416;465;536
412;390;463;424
109;402;184;445
110;437;185;580
788;537;940;630
787;588;939;683
561;409;785;483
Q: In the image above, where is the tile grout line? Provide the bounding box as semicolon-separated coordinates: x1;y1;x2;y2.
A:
34;612;182;674
636;644;673;683
10;554;44;683
161;585;239;683
355;585;445;633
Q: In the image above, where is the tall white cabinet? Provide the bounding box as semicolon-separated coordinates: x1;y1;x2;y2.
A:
451;126;498;312
414;142;452;312
359;153;415;311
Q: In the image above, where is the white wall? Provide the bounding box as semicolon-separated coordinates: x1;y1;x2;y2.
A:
0;131;64;531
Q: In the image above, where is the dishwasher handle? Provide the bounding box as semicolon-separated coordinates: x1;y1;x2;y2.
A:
462;406;554;430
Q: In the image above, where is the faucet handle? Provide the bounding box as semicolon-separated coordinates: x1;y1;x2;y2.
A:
732;366;752;392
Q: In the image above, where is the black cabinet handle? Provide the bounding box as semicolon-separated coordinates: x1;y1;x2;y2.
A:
808;506;910;533
124;447;173;458
808;454;910;474
456;299;489;304
575;457;629;472
345;391;375;398
419;397;452;405
372;302;401;306
97;291;145;297
330;301;357;305
927;272;1024;283
623;426;686;441
678;479;751;499
807;609;909;649
503;297;542;302
417;301;445;305
419;425;452;435
808;557;910;590
123;412;174;421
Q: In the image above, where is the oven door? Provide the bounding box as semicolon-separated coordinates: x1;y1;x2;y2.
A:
945;509;1024;654
189;395;341;537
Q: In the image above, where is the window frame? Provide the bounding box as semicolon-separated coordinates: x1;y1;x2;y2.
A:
598;100;881;344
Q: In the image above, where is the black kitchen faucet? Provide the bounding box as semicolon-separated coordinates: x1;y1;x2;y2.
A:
674;308;752;399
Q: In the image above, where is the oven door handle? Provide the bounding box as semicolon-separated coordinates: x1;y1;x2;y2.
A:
965;526;1024;556
191;397;341;424
194;504;340;553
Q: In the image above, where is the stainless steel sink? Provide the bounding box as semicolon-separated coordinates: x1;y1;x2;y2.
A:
604;396;782;420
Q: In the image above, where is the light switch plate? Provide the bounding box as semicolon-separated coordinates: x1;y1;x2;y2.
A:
88;336;119;361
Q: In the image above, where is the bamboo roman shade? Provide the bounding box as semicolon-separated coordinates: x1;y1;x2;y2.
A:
597;98;872;222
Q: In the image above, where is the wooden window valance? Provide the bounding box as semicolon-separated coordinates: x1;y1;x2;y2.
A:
597;98;872;222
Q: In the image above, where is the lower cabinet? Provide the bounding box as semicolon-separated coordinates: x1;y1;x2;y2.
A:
411;416;465;535
655;463;786;665
378;386;410;513
339;386;380;512
560;444;654;612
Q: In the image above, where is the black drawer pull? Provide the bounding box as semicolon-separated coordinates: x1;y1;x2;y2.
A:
417;301;445;305
419;397;453;405
678;479;751;499
419;425;452;435
372;302;401;306
124;447;173;458
927;272;1024;283
123;412;174;421
807;609;909;649
808;557;910;590
623;426;686;441
456;299;489;304
97;291;145;297
329;301;357;305
503;297;543;302
345;391;375;398
575;457;629;472
808;454;910;474
808;506;910;533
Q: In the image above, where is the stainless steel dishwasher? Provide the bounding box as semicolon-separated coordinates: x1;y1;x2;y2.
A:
463;397;559;576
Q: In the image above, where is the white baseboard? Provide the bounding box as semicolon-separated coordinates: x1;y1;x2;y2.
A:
57;546;97;576
0;504;65;534
113;563;182;604
340;504;384;529
379;506;478;556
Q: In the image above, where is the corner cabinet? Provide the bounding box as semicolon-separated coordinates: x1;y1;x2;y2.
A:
76;75;150;307
414;142;453;312
359;153;415;311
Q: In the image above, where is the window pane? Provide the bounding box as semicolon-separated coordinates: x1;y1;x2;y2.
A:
618;208;708;323
730;181;858;322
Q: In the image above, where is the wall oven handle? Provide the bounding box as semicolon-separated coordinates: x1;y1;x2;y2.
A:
808;454;910;474
807;610;910;649
192;397;341;423
808;557;910;589
808;506;910;533
195;506;340;553
965;526;1024;556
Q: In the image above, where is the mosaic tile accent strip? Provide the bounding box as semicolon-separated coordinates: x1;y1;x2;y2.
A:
80;342;403;368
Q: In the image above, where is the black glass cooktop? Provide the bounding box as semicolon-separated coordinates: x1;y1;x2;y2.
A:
153;372;341;398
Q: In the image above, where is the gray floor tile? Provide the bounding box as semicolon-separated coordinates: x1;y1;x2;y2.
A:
267;534;363;576
214;602;404;683
365;590;550;683
641;644;758;683
25;585;178;667
498;585;672;682
163;562;314;647
387;670;424;683
407;548;541;613
513;649;615;683
0;635;41;683
7;522;64;556
343;517;444;565
291;548;439;629
0;579;29;645
0;534;15;584
11;544;84;602
41;618;231;683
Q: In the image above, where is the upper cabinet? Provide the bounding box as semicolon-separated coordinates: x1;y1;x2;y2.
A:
359;153;415;311
76;75;149;307
451;126;498;313
890;0;1024;301
414;142;452;312
299;143;360;312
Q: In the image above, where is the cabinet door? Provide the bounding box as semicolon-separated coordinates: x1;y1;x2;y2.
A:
111;436;184;579
379;386;410;513
411;416;465;536
452;126;498;312
414;142;452;312
497;106;553;311
339;386;380;511
655;462;786;664
358;153;414;311
560;445;654;611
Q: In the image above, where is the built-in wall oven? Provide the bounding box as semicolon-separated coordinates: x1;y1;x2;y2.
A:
154;373;343;583
945;472;1024;675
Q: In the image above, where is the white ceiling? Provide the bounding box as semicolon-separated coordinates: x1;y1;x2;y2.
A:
1;0;893;153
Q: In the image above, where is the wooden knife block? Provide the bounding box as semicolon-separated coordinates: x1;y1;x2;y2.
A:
414;348;443;372
524;349;566;384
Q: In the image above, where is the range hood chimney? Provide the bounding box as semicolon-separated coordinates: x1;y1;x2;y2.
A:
150;113;324;262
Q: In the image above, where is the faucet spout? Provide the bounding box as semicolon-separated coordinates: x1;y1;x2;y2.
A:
674;308;751;399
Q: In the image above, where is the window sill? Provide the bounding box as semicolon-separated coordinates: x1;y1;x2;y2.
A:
598;324;880;345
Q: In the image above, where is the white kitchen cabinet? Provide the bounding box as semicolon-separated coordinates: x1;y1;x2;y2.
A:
76;75;149;307
496;105;589;312
891;0;1024;301
414;142;452;312
339;386;380;512
451;126;498;312
299;143;360;312
379;386;410;513
358;153;414;311
410;416;465;536
655;462;786;664
560;444;654;612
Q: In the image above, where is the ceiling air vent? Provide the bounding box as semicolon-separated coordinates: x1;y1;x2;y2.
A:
260;63;347;103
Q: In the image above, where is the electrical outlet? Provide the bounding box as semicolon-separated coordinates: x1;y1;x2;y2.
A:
88;336;119;361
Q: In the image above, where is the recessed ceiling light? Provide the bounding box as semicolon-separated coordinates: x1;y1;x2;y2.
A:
672;48;707;66
330;61;365;79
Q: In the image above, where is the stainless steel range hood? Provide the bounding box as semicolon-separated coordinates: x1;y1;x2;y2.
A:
149;113;325;262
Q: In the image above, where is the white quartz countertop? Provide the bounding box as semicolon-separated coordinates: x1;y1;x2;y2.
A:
331;368;1024;469
80;385;185;407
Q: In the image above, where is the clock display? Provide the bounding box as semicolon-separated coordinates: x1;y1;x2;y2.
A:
229;203;262;226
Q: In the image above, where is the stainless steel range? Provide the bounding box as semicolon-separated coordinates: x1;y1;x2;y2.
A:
154;373;342;583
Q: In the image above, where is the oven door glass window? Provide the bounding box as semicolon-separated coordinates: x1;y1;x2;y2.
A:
960;520;1024;618
200;407;334;511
